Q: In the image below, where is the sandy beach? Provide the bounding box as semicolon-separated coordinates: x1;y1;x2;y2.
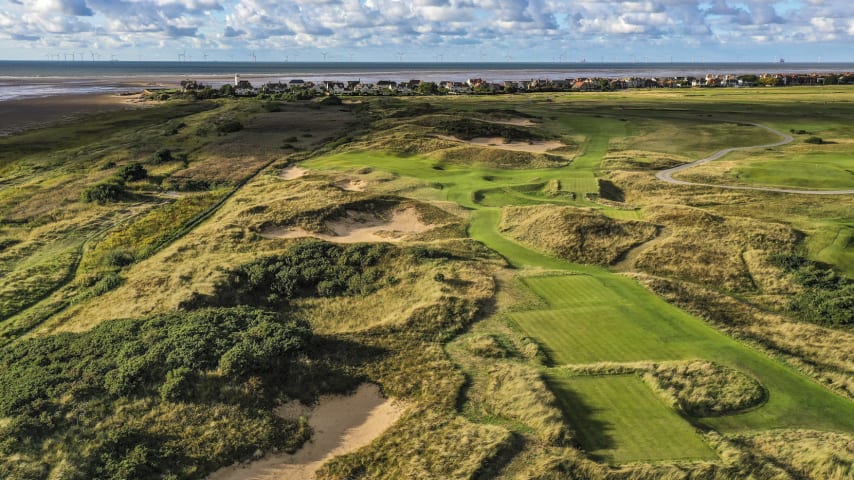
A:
0;92;146;137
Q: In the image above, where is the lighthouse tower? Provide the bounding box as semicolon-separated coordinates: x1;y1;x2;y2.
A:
234;74;240;86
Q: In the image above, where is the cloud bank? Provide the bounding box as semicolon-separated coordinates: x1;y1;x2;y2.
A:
1;0;852;61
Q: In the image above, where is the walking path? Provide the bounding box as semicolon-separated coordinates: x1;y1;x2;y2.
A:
656;123;854;195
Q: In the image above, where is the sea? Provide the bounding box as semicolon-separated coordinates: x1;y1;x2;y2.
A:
1;60;853;102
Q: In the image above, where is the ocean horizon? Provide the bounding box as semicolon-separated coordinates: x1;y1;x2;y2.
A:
2;60;853;101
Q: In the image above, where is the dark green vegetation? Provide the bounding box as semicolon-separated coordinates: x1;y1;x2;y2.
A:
1;87;853;479
770;251;853;326
199;242;391;307
0;307;316;479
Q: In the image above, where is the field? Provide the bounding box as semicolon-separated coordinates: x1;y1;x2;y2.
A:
1;87;853;479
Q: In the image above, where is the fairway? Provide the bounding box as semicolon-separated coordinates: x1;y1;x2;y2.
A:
546;374;716;464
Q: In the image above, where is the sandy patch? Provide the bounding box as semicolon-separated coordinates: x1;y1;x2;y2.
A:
436;134;563;153
260;207;434;243
0;93;143;137
208;384;403;480
485;118;538;127
334;179;367;192
280;166;308;180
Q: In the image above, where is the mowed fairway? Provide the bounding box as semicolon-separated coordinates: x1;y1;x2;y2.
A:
504;273;854;436
546;374;716;464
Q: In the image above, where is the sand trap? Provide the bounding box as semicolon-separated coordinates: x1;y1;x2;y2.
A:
485;118;538;127
334;178;367;192
260;207;434;243
208;384;403;480
280;166;308;180
436;134;563;153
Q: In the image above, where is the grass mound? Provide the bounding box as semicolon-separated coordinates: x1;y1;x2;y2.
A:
646;361;766;416
433;146;568;169
429;117;545;142
465;334;512;358
499;205;658;265
480;363;569;445
637;205;799;293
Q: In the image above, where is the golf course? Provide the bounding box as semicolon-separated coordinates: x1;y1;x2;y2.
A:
1;87;852;479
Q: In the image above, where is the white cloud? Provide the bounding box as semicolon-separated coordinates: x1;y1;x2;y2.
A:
0;0;852;59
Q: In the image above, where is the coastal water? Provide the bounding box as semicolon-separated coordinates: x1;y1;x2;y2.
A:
2;60;853;101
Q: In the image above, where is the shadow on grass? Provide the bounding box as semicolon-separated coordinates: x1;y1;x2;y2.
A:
544;376;616;460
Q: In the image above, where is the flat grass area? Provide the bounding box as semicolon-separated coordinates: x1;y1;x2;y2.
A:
545;373;716;464
504;274;854;434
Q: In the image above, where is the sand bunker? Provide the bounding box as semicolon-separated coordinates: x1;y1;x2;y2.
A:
334;178;367;192
260;207;433;243
280;166;308;180
436;134;562;153
208;384;403;480
485;118;538;127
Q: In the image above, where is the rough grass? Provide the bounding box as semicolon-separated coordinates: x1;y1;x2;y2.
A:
499;205;658;266
478;362;569;445
636;204;800;293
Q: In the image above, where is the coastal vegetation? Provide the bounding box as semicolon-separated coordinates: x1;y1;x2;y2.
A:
0;86;852;479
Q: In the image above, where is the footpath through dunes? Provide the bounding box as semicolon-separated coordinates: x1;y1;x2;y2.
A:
656;123;854;195
208;384;403;480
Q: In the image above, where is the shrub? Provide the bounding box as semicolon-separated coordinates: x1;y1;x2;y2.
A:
805;136;824;144
204;242;391;309
116;163;148;182
152;148;173;164
81;182;125;203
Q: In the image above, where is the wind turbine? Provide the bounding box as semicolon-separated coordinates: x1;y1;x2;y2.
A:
558;50;566;63
90;51;97;62
178;50;186;62
505;54;513;62
396;51;405;62
321;51;328;61
251;51;257;62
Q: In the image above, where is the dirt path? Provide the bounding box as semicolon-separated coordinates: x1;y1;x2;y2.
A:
656;123;854;195
208;384;403;480
612;226;670;272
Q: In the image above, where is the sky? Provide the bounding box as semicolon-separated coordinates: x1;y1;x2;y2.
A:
0;0;853;62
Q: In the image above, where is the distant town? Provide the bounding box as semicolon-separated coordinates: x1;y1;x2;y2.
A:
167;71;854;100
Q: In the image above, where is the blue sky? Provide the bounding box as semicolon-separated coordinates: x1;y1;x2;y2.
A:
0;0;852;62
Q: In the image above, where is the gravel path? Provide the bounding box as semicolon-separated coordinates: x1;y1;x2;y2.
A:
655;123;854;195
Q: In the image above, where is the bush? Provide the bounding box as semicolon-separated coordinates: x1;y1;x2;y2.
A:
206;242;391;309
81;182;125;203
805;136;824;144
152;148;173;164
116;163;148;182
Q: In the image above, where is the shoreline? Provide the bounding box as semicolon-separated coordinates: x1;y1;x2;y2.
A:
0;92;147;137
